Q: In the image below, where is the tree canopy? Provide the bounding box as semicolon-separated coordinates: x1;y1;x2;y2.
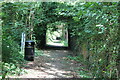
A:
1;2;120;79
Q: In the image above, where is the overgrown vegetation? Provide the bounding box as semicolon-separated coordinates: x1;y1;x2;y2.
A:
1;2;120;79
46;22;68;47
66;2;120;78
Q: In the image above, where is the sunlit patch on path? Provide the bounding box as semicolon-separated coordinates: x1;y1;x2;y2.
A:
9;50;84;78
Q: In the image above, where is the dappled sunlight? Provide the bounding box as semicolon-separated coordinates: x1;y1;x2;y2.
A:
55;50;69;53
10;49;83;78
47;42;65;46
3;2;119;79
46;22;68;47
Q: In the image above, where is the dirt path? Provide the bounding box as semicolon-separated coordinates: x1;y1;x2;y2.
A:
10;50;84;78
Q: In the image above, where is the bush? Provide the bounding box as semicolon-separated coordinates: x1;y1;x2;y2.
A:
2;35;24;64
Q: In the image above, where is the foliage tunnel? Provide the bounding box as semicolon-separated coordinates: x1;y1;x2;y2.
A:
1;2;120;78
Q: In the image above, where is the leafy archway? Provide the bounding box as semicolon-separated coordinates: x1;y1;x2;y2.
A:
46;21;68;47
1;2;120;78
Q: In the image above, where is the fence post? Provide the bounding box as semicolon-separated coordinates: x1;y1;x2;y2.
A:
21;32;26;52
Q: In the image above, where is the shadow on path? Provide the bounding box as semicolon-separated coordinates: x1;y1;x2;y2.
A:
10;49;85;78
